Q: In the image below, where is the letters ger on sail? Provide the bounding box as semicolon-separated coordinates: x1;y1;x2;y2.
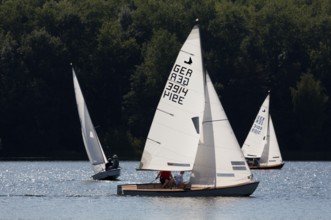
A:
139;26;205;171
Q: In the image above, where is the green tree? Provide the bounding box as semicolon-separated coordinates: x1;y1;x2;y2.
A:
290;73;329;150
1;0;331;159
92;20;140;156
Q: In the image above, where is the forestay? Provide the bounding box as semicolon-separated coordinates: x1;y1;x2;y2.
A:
73;70;107;173
191;73;252;187
139;25;205;171
242;94;270;159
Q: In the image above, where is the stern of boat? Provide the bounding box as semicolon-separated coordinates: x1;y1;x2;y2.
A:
92;168;121;180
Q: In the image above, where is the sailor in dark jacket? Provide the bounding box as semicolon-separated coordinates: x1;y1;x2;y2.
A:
106;154;119;170
111;154;119;169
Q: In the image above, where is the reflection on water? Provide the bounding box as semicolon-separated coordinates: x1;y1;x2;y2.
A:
0;161;330;220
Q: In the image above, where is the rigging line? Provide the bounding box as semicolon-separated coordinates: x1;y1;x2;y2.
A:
149;178;157;183
157;108;174;116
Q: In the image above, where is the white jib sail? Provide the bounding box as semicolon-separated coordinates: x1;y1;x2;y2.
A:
139;25;205;171
242;94;270;159
266;116;283;165
191;73;252;187
73;69;107;173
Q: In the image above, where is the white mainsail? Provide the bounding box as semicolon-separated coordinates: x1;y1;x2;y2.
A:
139;25;205;171
191;73;252;187
242;94;270;159
72;69;107;173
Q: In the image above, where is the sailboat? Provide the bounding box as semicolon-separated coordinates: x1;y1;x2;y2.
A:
242;92;285;169
72;67;120;180
117;23;259;197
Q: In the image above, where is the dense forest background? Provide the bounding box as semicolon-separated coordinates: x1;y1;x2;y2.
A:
1;0;331;160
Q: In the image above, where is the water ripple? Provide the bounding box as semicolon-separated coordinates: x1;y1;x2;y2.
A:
0;161;331;220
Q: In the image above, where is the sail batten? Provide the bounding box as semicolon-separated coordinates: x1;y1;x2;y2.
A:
156;109;174;116
167;162;191;167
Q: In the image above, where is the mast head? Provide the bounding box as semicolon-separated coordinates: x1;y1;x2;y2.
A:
195;18;200;26
194;18;200;30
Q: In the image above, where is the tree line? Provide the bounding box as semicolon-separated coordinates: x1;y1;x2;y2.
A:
0;0;330;160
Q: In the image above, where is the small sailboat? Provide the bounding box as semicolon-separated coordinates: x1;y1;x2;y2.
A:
117;23;259;197
72;67;120;180
242;92;285;169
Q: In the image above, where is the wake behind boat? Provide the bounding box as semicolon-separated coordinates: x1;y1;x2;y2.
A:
242;92;285;169
117;22;259;197
72;67;120;180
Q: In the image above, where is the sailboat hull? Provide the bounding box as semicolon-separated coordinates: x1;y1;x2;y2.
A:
249;162;285;170
92;168;121;180
117;181;259;197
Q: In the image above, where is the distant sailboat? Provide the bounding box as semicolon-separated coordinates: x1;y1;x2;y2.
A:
72;67;120;180
242;92;285;169
117;23;259;197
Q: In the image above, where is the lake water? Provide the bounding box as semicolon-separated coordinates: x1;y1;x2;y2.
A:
0;161;330;220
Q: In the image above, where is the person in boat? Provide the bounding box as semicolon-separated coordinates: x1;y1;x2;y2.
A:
174;171;185;188
155;171;174;188
111;154;119;169
105;158;112;170
174;171;190;189
251;158;260;167
105;154;119;170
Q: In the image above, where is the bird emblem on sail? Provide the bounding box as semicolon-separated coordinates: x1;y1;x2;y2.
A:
184;57;192;65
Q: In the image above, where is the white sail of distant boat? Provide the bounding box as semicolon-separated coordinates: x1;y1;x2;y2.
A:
118;23;259;196
242;93;284;169
72;67;120;180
